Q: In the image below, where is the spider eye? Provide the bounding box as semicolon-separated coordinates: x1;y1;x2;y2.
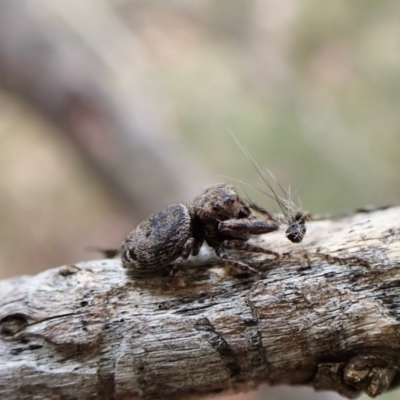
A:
223;195;234;205
212;202;220;211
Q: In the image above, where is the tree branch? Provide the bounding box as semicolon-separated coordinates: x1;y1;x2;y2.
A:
1;206;400;399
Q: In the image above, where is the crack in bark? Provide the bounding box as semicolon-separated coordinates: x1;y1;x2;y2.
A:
243;297;269;378
194;317;241;380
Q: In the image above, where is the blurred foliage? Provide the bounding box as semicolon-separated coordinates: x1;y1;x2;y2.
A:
0;98;133;277
143;0;400;215
1;0;399;274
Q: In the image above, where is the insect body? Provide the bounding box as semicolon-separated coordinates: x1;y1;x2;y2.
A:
248;201;306;243
121;184;279;282
284;212;307;243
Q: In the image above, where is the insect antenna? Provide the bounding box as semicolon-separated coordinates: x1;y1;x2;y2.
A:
228;131;307;243
263;170;307;243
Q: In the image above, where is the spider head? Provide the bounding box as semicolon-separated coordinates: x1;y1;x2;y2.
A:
193;184;251;221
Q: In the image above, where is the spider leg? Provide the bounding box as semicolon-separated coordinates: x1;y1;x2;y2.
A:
219;218;279;238
223;239;279;257
191;238;204;256
214;246;265;277
168;237;194;283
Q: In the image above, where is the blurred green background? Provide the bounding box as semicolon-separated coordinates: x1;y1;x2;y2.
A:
0;1;399;399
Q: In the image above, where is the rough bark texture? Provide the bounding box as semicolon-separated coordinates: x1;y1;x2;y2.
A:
1;206;400;400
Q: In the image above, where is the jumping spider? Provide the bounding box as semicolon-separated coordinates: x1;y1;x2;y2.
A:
121;184;280;282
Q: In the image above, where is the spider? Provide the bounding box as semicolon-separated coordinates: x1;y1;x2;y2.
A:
121;184;280;282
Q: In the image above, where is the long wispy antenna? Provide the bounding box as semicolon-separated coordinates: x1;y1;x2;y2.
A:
228;130;307;243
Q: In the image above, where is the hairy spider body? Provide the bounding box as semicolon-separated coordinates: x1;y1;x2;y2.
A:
122;204;192;271
121;184;279;282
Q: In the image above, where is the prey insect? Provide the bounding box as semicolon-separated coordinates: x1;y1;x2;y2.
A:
228;132;307;244
246;177;307;244
121;184;280;282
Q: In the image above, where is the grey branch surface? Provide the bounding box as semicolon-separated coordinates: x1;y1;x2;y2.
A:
1;206;400;400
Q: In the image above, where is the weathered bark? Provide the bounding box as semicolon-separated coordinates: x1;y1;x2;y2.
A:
1;206;400;400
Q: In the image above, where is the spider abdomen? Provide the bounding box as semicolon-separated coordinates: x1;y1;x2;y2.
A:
121;204;192;271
